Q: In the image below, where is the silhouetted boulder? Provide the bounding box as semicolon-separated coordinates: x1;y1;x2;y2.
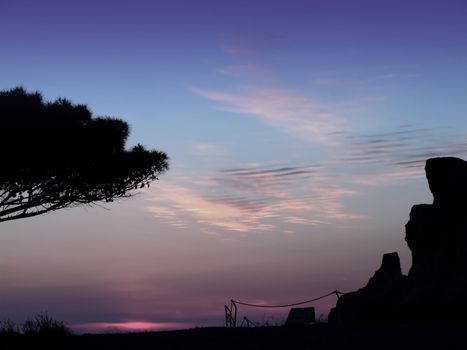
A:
329;253;405;324
365;252;403;291
330;157;467;324
425;157;467;210
404;204;437;284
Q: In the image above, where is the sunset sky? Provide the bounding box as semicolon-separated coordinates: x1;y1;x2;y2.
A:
1;0;467;332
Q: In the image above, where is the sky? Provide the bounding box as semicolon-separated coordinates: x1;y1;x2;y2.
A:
1;0;467;332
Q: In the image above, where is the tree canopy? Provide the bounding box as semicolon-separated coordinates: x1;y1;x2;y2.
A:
0;87;169;222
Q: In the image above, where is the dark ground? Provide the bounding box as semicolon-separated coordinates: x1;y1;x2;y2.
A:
2;324;467;349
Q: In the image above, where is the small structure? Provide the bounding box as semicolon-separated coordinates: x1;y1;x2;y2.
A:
285;307;315;327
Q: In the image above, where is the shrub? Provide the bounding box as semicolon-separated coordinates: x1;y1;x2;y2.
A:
0;319;20;336
21;312;72;336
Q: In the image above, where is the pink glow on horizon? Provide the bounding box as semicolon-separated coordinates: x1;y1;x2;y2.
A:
70;321;193;333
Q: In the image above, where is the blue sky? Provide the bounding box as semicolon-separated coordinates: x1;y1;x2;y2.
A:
1;0;467;331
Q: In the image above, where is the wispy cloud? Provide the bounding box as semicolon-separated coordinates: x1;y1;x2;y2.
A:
146;182;274;232
150;87;467;235
189;142;225;158
195;81;467;174
155;62;467;236
192;87;346;146
146;163;361;234
313;70;418;90
340;125;467;171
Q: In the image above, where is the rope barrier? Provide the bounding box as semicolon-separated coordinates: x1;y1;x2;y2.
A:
231;290;345;309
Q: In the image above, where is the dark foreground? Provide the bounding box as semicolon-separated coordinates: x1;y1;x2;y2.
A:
2;324;467;350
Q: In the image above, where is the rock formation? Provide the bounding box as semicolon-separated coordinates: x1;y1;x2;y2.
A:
329;157;467;324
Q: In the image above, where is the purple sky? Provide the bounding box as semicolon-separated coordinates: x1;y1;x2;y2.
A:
1;0;467;332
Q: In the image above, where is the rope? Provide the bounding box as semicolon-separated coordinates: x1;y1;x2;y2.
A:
232;290;345;308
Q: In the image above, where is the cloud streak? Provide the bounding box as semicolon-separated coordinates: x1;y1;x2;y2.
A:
165;78;467;236
340;125;467;172
195;83;467;173
194;83;467;176
148;100;467;235
193;87;346;146
147;163;361;234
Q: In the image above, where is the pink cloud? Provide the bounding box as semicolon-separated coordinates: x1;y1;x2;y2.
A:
146;183;270;232
146;164;362;234
192;87;346;146
189;142;225;158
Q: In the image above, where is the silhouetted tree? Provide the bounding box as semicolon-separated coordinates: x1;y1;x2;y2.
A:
0;87;169;222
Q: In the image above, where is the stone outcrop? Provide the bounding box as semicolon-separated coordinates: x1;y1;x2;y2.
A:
330;157;467;324
328;252;405;324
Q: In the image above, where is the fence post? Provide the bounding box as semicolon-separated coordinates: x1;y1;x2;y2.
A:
230;299;237;327
225;305;232;327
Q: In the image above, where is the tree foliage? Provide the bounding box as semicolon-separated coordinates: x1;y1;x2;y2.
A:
0;87;169;222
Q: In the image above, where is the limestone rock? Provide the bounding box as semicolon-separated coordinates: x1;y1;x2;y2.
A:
425;157;467;210
330;253;405;324
330;157;467;324
365;252;402;291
